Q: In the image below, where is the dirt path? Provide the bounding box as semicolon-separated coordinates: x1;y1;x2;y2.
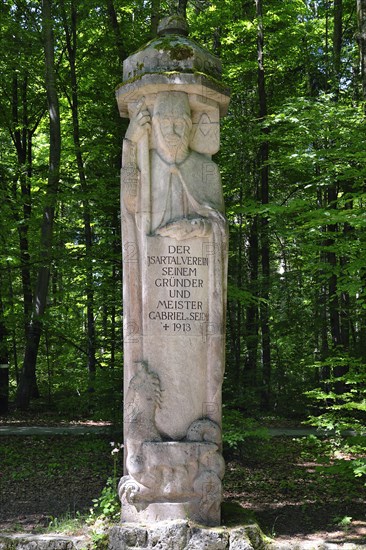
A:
0;422;321;437
0;424;113;435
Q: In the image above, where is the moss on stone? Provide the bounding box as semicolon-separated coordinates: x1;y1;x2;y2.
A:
164;43;193;60
152;36;194;54
221;501;258;527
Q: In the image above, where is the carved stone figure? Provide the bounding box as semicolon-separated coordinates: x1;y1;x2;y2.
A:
125;91;225;239
116;15;230;526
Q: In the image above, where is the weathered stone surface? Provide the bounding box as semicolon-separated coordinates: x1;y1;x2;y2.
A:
0;534;86;550
267;543;365;550
110;521;189;550
108;522;270;550
244;524;268;550
117;15;229;526
147;520;189;549
187;526;229;549
109;524;148;548
157;15;189;37
229;527;256;550
5;527;364;550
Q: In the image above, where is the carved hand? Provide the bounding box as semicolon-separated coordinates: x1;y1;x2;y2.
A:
125;98;151;143
156;218;211;240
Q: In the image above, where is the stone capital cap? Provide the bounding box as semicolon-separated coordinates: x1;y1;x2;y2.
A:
117;16;230;118
157;15;189;37
116;73;230;118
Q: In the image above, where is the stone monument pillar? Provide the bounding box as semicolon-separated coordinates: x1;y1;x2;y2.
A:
116;15;230;526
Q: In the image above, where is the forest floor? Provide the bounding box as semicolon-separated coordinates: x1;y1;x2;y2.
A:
0;415;365;547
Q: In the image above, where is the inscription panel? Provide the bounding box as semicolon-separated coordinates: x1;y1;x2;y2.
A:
145;237;210;336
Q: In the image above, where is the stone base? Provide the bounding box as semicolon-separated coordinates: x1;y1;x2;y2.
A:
109;520;267;550
0;533;87;550
121;500;206;524
2;528;365;550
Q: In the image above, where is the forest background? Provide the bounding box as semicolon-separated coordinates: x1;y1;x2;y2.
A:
0;0;366;447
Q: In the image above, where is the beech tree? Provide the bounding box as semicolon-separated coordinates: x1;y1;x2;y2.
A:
16;0;61;410
255;0;271;409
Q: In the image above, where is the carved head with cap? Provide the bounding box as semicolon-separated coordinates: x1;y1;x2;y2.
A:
152;91;192;165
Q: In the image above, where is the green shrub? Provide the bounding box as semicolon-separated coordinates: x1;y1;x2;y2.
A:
222;409;269;450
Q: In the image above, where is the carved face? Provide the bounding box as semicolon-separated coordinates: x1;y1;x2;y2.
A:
153;92;192;164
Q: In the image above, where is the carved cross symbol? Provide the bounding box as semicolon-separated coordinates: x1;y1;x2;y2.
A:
163;324;169;330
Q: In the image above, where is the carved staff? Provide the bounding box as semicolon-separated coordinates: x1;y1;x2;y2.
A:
134;98;151;353
137;98;151;237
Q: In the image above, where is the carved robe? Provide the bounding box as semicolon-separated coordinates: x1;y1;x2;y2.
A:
150;149;225;233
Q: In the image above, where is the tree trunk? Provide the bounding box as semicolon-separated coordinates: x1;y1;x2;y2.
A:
234;186;244;387
329;0;349;391
245;215;259;393
178;0;188;18
151;0;160;37
0;275;9;415
357;0;366;99
333;0;343;94
357;1;366;356
106;0;127;66
16;0;61;410
11;73;33;327
7;262;19;384
327;184;341;349
227;301;240;382
61;0;97;392
256;0;271;410
110;221;120;370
